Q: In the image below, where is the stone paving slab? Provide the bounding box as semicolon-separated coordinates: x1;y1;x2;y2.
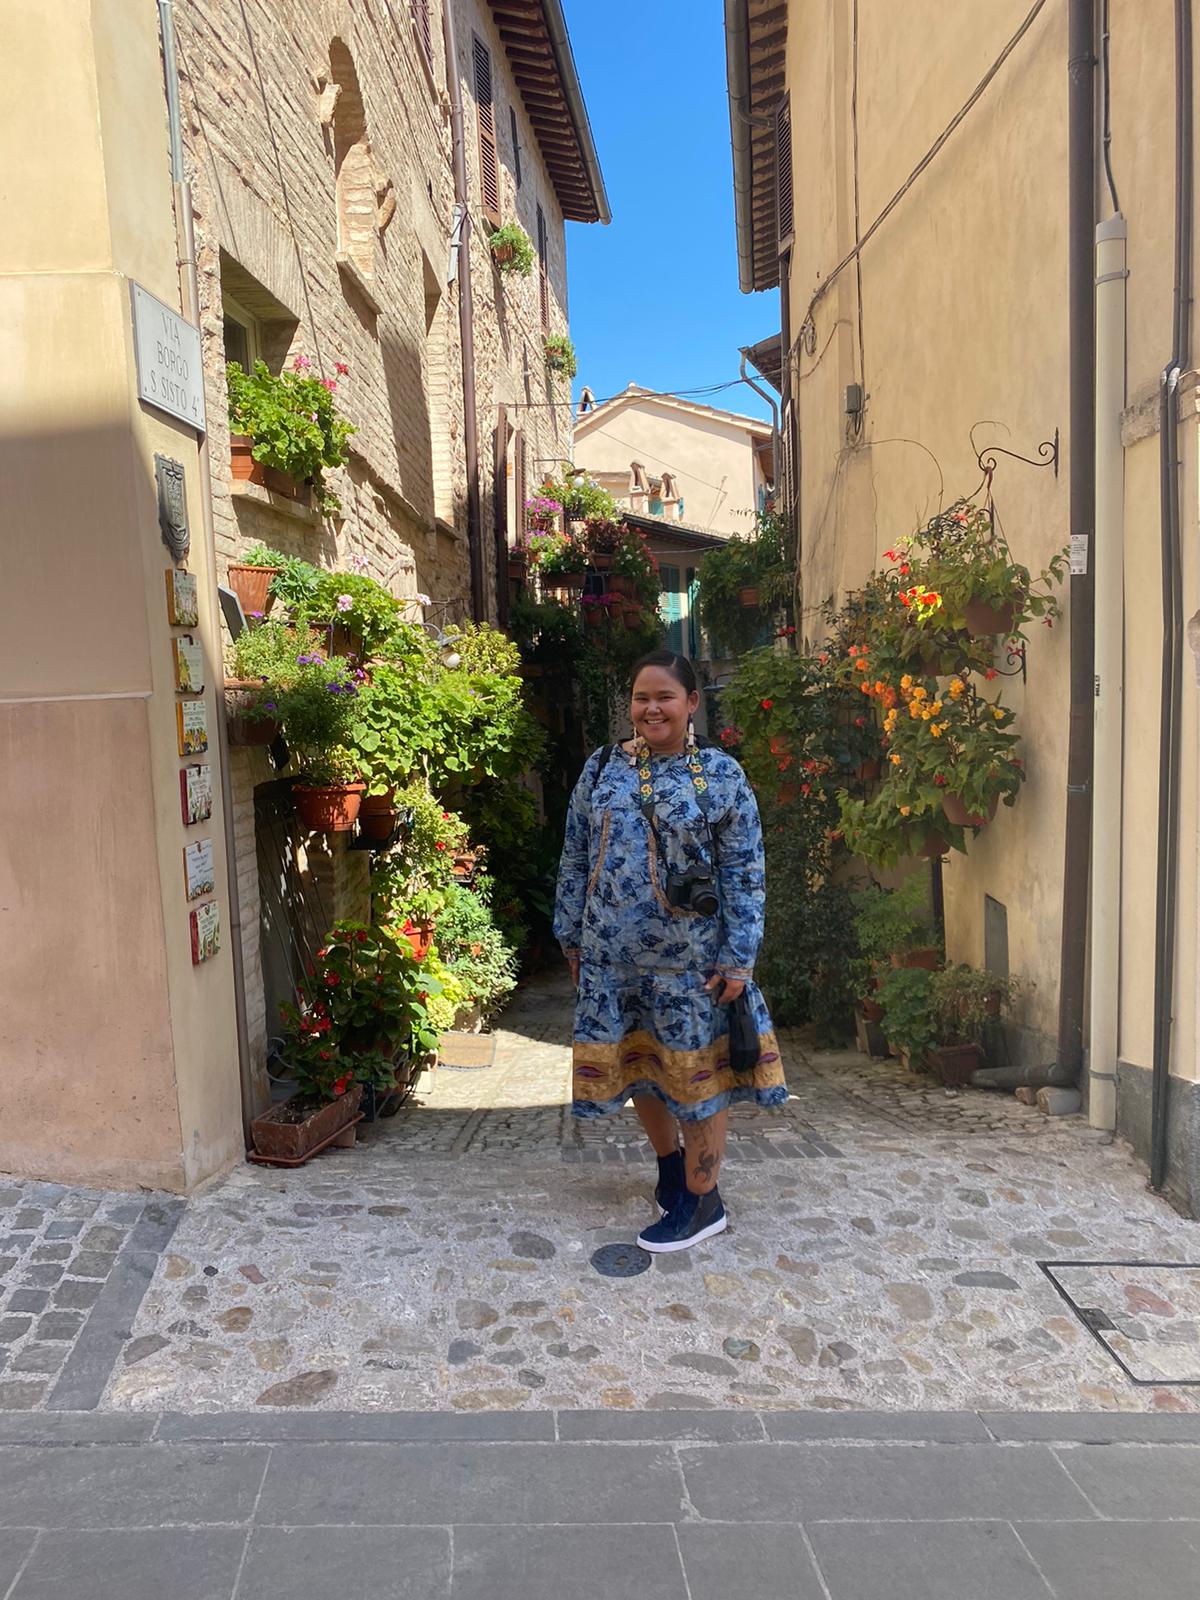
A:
1;1417;1200;1598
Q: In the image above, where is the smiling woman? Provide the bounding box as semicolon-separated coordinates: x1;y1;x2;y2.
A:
554;650;787;1254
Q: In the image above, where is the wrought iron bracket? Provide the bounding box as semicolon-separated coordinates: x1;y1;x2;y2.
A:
971;423;1060;480
988;640;1028;685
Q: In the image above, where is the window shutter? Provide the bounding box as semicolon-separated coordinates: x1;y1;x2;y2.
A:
473;35;501;229
412;0;433;69
536;204;549;330
780;397;796;525
510;105;522;188
514;427;527;541
775;94;794;250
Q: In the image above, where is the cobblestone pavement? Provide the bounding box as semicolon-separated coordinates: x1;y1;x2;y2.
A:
1;1409;1199;1599
3;975;1200;1418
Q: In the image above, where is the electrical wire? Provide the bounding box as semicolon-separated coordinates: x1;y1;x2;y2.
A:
512;376;765;411
794;0;1052;346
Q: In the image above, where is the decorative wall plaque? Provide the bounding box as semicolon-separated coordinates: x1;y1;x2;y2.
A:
190;901;221;965
184;838;216;901
165;569;199;627
176;699;208;756
180;764;213;826
155;454;191;562
172;637;205;694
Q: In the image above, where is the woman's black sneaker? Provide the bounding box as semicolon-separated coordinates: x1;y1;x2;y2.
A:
638;1187;727;1253
654;1150;685;1215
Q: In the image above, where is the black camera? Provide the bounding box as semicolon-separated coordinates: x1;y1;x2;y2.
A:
666;868;719;918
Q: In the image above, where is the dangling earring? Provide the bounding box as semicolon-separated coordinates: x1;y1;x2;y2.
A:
686;717;697;753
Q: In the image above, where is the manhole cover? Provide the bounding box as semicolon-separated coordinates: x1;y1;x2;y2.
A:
591;1242;652;1278
1041;1261;1200;1385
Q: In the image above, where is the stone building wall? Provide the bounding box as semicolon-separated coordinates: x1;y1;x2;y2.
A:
170;0;579;1088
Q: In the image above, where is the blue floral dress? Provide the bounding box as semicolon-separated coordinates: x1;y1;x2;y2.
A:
554;742;787;1122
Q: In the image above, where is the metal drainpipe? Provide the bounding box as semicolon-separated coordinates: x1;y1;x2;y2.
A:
1150;0;1193;1192
1052;0;1098;1090
158;0;258;1144
1088;212;1127;1131
442;0;486;622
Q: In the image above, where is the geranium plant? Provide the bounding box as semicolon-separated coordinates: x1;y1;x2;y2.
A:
875;964;936;1062
529;532;587;577
299;572;401;657
226;358;354;513
929;963;1019;1046
544;333;577;378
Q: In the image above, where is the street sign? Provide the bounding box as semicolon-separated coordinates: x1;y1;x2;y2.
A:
131;283;206;433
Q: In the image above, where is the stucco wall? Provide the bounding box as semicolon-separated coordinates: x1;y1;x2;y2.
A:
575;398;767;535
778;0;1200;1190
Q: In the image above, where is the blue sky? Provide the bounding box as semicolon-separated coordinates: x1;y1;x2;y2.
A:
562;0;778;423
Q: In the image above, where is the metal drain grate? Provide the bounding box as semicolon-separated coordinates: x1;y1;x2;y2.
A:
591;1242;652;1278
1040;1260;1200;1386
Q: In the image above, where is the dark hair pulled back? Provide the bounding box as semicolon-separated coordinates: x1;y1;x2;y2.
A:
630;650;698;695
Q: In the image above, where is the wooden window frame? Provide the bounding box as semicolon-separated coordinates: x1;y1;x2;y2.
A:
510;104;523;188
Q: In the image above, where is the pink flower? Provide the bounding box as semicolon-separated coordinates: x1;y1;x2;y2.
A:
320;377;338;393
336;593;354;613
346;552;369;574
292;354;312;372
335;361;350;376
415;593;431;606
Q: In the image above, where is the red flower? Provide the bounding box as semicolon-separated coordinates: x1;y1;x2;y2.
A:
760;698;773;710
332;1073;351;1095
934;774;947;787
800;782;812;797
319;1049;332;1062
848;645;859;658
900;594;911;607
324;971;341;987
854;716;866;728
334;361;350;376
899;564;910;576
985;667;998;681
356;930;368;943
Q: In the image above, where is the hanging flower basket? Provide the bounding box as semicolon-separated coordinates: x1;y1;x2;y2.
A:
918;831;949;860
941;791;1000;829
609;575;638;599
739;586;761;608
853;757;882;784
226;560;280;618
294;782;366;833
891;947;941;972
963;597;1018;638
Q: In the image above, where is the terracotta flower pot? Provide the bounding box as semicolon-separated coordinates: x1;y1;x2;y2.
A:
964;597;1017;637
929;1042;986;1087
583;604;608;630
739;586;761;608
854;756;882;783
229;436;308;504
358;790;397;843
609;575;638;599
860;997;885;1024
623;605;645;631
400;922;435;961
557;571;586;591
941;791;1000;829
251;1082;363;1163
226;561;279;619
892;946;941;972
293;782;366;833
918;831;949;859
590;553;614;572
224;680;279;747
492;241;515;265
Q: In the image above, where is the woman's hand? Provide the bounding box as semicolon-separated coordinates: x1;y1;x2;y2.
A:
705;974;745;1005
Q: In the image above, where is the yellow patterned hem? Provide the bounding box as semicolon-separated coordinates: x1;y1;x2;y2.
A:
572;1028;786;1111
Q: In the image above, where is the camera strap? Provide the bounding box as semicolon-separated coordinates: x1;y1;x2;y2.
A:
634;742;718;866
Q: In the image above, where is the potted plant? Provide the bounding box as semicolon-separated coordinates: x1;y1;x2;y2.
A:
434;882;519;1025
226;543;283;619
876;963;936;1070
882;675;1025;831
525;491;563;534
299;572;401;661
373;783;469;954
488;222;535;276
851;874;940;980
223;618;317;746
227;356;355;514
927;964;1020;1085
902;502;1067;641
530;531;587;595
544;333;577;379
266;650;365;830
583;516;624;572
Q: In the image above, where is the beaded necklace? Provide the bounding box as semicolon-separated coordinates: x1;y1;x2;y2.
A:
631;734;712;822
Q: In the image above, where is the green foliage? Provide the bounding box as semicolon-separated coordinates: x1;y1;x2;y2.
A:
299;572;401;657
489;223;535;276
419;953;473;1032
901;502;1068;640
544;333;578;378
239;543;285;568
697;512;792;655
850;875;935;965
270;556;323;615
509;593;585;661
228;619;318;683
875;964;936;1060
929;963;1019;1046
256;642;362;785
434;884;519;1020
459;781;559;956
226;359;354;513
279;921;440;1101
442;622;522;677
373;785;468;927
540;471;616;522
530;532;587;576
